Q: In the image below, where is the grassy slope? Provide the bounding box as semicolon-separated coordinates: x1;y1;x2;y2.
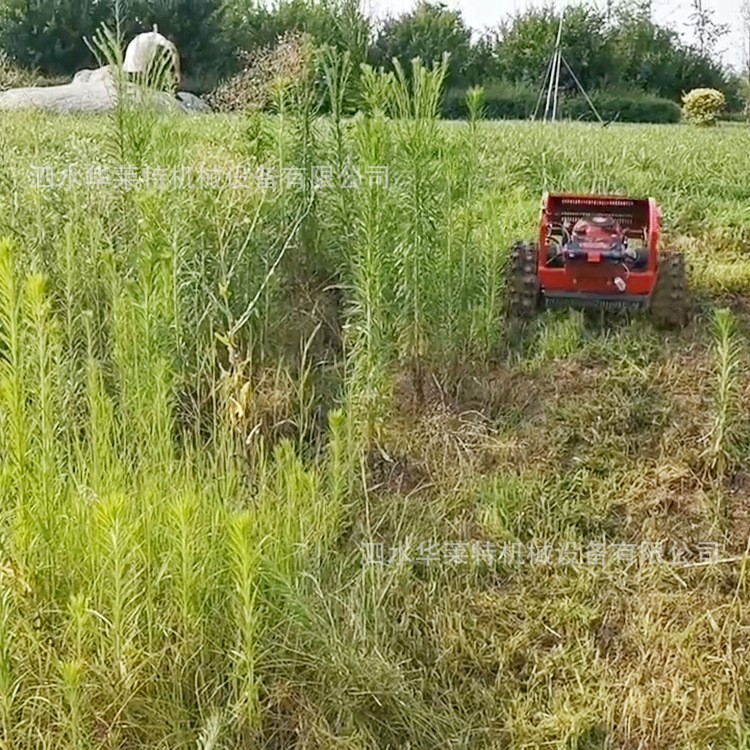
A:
0;112;749;749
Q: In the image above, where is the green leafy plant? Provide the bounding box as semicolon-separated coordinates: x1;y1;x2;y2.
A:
702;307;744;482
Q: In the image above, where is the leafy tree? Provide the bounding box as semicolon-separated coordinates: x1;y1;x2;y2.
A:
686;0;729;58
218;0;369;106
226;0;369;72
0;0;231;80
0;0;742;111
610;9;732;101
369;1;472;88
464;30;501;85
610;14;685;95
493;4;617;93
0;0;112;75
487;0;738;107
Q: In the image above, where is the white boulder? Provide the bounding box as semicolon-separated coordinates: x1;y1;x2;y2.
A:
0;65;212;115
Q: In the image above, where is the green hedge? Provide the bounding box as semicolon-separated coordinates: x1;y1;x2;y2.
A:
443;81;539;120
566;90;682;123
442;82;682;124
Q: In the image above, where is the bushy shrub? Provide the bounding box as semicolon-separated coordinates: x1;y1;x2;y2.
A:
0;51;57;91
681;87;725;125
206;31;314;113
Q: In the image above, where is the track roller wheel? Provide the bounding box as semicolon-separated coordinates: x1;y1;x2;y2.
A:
650;251;690;329
505;241;540;320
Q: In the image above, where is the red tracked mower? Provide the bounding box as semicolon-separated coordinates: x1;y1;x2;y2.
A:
505;192;690;327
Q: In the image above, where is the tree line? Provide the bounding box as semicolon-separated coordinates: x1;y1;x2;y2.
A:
0;0;743;116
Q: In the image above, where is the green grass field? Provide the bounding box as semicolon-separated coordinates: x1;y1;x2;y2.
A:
1;90;750;750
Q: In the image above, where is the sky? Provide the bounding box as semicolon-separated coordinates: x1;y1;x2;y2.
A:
364;0;747;71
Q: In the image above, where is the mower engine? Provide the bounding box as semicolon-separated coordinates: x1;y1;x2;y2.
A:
557;215;644;266
567;215;623;252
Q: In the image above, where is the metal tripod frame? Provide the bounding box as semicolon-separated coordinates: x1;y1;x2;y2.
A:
532;15;604;123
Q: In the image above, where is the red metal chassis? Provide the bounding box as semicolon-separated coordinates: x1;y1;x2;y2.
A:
537;192;661;299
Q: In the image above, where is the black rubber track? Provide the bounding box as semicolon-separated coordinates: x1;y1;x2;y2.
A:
506;241;540;319
650;251;690;328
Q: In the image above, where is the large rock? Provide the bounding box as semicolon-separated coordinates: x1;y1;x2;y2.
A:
176;91;213;114
72;65;114;85
0;66;212;115
0;79;117;113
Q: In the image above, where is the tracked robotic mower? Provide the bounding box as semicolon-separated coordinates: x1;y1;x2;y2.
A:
506;192;690;327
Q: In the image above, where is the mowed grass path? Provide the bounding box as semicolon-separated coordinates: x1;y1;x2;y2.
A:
0;109;749;749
